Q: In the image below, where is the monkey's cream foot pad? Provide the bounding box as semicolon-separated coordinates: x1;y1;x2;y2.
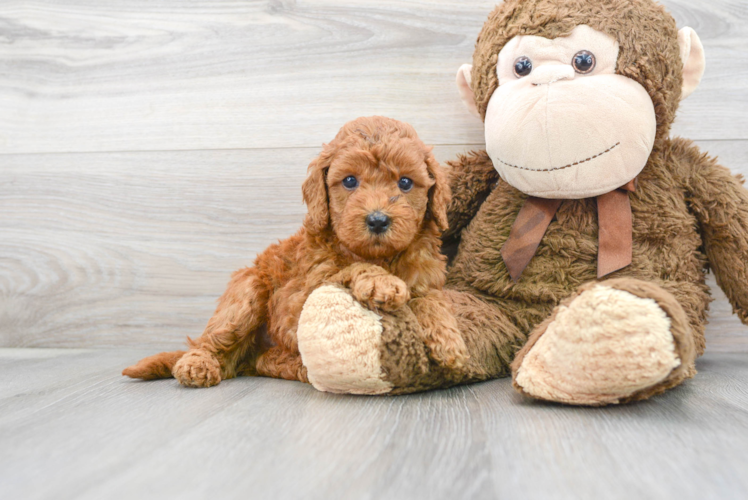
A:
513;285;681;406
297;285;393;395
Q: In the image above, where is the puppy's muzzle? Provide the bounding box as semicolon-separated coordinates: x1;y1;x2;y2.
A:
366;211;391;235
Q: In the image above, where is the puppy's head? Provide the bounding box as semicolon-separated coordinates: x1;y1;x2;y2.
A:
302;116;449;260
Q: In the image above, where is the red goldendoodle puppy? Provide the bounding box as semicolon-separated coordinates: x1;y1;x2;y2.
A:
123;116;466;387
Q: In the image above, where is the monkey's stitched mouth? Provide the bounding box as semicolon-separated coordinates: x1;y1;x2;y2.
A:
496;142;621;172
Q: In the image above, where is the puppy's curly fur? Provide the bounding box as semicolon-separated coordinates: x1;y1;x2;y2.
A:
123;116;467;387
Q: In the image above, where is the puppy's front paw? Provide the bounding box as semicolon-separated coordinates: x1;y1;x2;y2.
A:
352;274;410;312
172;350;222;388
426;329;470;371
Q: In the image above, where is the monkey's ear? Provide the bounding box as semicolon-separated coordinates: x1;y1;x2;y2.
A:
456;64;481;118
302;149;332;235
678;27;705;100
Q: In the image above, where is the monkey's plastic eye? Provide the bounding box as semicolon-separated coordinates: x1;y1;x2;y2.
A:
572;51;596;74
398;177;414;192
513;56;533;77
342;176;359;190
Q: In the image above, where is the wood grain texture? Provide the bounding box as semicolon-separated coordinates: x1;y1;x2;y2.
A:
2;143;748;349
2;3;748;498
0;0;746;155
1;1;747;350
0;348;746;500
0;147;315;348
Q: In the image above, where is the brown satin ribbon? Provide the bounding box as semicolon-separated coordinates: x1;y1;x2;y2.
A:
501;179;636;282
500;197;563;282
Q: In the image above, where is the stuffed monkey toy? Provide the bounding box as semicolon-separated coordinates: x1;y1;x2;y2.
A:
296;0;748;405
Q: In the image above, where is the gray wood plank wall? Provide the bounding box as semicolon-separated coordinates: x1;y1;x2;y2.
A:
1;0;747;349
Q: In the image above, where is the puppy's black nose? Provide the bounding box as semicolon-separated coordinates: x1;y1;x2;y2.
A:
366;212;390;234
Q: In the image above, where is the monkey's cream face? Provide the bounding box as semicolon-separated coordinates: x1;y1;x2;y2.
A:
484;25;657;199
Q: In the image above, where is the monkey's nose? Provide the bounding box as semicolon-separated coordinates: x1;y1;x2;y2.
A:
366;212;391;235
529;64;575;85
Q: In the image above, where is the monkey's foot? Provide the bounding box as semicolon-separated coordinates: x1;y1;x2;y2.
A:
297;285;393;394
512;279;696;406
298;284;456;395
172;349;222;388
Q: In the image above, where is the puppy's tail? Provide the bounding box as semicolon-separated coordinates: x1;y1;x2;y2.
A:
122;350;187;380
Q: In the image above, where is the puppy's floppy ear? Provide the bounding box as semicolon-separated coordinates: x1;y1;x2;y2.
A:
424;151;450;232
302;146;333;235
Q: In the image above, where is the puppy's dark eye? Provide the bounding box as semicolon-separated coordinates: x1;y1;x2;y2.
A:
398;177;413;192
572;50;596;74
342;176;358;190
513;56;532;77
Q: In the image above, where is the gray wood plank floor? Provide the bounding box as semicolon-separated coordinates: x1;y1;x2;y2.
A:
1;348;746;500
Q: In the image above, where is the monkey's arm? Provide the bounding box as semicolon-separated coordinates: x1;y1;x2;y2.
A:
675;139;748;324
442;150;499;243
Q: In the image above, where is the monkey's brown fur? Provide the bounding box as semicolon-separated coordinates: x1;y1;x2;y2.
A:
355;0;748;401
446;0;748;394
123;116;466;387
